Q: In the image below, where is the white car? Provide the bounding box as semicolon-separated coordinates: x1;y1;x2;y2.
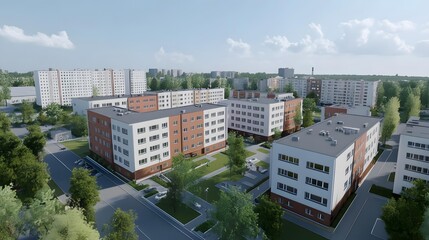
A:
246;157;259;164
193;202;201;209
155;191;168;200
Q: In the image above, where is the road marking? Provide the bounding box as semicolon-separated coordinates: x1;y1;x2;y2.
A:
136;225;152;240
371;218;381;235
345;198;368;240
45;148;72;172
376;150;392;176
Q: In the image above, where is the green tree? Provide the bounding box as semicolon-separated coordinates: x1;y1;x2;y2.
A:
306;91;319;104
149;77;159;91
403;93;421;122
213;187;259;240
0;78;11;105
191;74;204;88
166;154;198;212
250;79;258;90
0;185;23;239
104;209;138;240
37;111;49;125
381;97;400;144
254;195;283;239
226;132;246;176
45;103;63;125
273;128;282;140
293;103;302;130
70;115;88;137
181;76;192;89
421;80;429;108
399;86;412;110
224;86;230;99
383;81;400;101
211;79;220;88
69;168;100;223
160;75;173;90
42;208;100;240
202;78;211;88
284;83;294;93
302;98;316;127
20;100;35;123
0;112;11;132
303;110;314;127
376;82;386;109
92;86;99;97
23;125;46;158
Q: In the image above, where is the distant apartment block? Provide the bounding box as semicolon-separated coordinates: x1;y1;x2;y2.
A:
87;104;226;180
210;71;238;79
222;97;302;141
321;105;371;121
232;78;250;90
270;114;381;225
320;79;379;107
232;90;294;101
72;88;224;115
148;68;182;77
278;67;294;78
34;69;147;108
393;117;429;194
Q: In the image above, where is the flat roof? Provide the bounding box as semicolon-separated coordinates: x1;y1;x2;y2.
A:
89;103;225;124
10;87;36;97
401;117;429;139
74;95;129;101
276;114;381;157
228;97;298;104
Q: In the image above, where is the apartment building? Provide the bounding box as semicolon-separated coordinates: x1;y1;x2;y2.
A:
321;105;371;121
223;97;302;141
270;114;380;225
320;80;379;107
87;104;226;180
72;88;225;115
393;117;429;194
34;69;147;108
278;68;294;78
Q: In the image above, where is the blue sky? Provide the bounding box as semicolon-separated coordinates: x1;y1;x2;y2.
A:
1;0;429;76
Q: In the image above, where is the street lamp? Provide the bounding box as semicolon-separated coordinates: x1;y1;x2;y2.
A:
205;187;209;201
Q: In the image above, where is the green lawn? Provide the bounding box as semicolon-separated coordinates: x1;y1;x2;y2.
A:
388;172;395;182
276;219;327;240
245;150;256;158
257;148;270;154
156;199;200;224
256;161;270;169
62;139;89;157
128;181;148;191
192;158;210;168
190;170;242;203
194;220;215;233
193;153;229;178
369;184;393;198
47;179;64;197
151;176;169;188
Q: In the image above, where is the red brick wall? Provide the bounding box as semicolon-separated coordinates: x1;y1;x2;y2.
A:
352;132;367;186
88;111;113;166
127;95;158;113
324;106;347;120
283;98;302;133
169;115;182;158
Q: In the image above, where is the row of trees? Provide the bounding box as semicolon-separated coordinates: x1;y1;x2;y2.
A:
0;70;34;87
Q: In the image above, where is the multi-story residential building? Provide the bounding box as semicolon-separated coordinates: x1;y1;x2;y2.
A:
223;97;302;141
7;87;36;105
321;105;371;121
278;68;294;78
72;88;225;115
87;104;226;180
34;69;147;108
270;114;381;225
211;71;238;79
259;77;283;92
232;78;250;90
320;80;379;107
393;117;429;194
307;78;322;99
148;68;158;77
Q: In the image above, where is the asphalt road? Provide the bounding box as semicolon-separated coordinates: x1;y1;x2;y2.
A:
44;143;203;240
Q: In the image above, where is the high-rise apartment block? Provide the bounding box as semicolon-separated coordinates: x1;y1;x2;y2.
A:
278;68;295;78
87;104;226;180
210;71;238;79
34;69;147;108
393;117;429;194
270;114;380;225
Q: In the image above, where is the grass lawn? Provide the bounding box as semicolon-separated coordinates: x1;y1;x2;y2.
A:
62;139;89;157
369;184;393;198
256;161;269;169
47;179;64;197
245;150;256;158
128;181;148;191
151;176;169;188
388;172;395;182
257;148;270;154
192;158;210;168
276;219;327;240
331;193;356;228
190;170;242;203
193;153;229;177
156;199;200;224
194;220;215;233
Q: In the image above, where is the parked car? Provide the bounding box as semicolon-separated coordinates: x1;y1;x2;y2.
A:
155;191;168;200
77;160;86;166
74;159;83;164
193;201;201;209
94;172;102;178
90;169;98;176
258;168;268;174
60;147;66;150
144;187;157;193
246;157;259;164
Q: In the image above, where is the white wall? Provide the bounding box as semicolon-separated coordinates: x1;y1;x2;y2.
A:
72;97;128;115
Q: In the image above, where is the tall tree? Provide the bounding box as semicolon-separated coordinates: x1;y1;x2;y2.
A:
70;114;88;137
0;112;11;132
202;78;211;88
306;91;319;104
104;209;138;240
213;187;259;240
224;86;230;99
44;103;63;125
191;74;204;88
403;93;421;122
226;132;246;176
0;185;23;239
399;86;412;110
160;75;173;90
254;195;284;239
376;82;386;109
0;78;11;105
273;128;282;140
211;79;220;88
181;76;192;89
383;81;400;100
381;97;400;144
284;82;294;93
166;154;198;212
69;168;100;223
250;79;258;90
20;100;35;123
293;103;302;131
302;98;316;128
149;77;159;91
23;125;46;158
42;208;100;240
303;110;314;127
421;80;429;108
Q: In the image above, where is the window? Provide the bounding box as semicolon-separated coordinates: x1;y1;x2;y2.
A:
163;142;168;148
162;123;168;128
149;125;158;131
122;128;128;135
182;118;187;123
306;177;329;190
112;124;116;130
137;127;145;134
123;149;129;156
278;154;299;165
317;213;325;220
162;132;168;138
138;138;146;145
150;145;160;151
305;192;328;206
138;148;146;155
124;160;130;167
163;151;169;157
277;182;297;195
406;153;429;162
150;154;160;161
306;162;330;174
278;168;298;180
149;135;160;142
123;139;128;145
305;208;312;216
173;120;178;125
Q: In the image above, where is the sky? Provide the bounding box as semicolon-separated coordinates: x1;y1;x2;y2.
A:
1;0;429;76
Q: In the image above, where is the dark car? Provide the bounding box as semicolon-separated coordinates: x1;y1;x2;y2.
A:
144;187;157;193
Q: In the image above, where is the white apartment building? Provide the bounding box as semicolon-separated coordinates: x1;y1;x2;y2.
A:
270;114;380;225
171;90;194;108
72;96;128;115
320;80;379;107
224;98;285;138
34;69;146;108
393;117;429;194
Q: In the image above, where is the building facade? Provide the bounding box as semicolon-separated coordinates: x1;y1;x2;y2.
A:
278;68;295;79
34;69;147;108
270;114;380;226
393;117;429;194
87;104;226;180
7;87;36;105
72;96;128;115
321;105;371;121
320;80;379;107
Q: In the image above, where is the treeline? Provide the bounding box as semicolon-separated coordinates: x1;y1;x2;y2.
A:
296;74;429;82
0;71;34;86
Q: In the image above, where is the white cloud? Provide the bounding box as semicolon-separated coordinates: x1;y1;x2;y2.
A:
0;25;74;49
264;35;291;52
414;40;429;56
338;18;414;55
226;38;251;57
154;47;194;63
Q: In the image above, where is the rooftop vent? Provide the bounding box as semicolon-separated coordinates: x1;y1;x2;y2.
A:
181;110;186;114
327;136;333;141
319;130;326;136
331;140;337;146
363;123;368;128
327;120;332;125
326;131;330;137
292;136;300;142
337;121;344;125
307;129;313;134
